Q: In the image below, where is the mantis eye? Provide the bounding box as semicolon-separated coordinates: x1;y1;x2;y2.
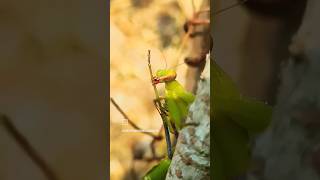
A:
152;77;161;85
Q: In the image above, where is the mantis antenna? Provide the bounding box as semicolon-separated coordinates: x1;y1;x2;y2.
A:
170;61;186;70
159;49;168;70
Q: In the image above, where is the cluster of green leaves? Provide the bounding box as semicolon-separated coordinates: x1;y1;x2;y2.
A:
143;159;171;180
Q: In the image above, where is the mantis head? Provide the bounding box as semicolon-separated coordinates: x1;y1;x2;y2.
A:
152;69;177;85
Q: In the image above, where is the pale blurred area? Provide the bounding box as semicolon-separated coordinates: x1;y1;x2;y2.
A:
213;0;304;104
110;0;205;179
0;0;107;180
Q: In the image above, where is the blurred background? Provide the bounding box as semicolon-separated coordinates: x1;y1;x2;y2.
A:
110;0;209;179
111;0;307;178
0;0;107;180
0;0;307;179
213;0;306;105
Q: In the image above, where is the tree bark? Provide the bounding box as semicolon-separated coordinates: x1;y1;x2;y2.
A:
166;55;210;180
250;1;320;179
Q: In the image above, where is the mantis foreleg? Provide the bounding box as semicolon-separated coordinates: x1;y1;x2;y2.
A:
153;98;173;159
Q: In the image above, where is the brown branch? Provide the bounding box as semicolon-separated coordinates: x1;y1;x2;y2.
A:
147;50;160;99
150;125;165;159
176;5;210;68
110;97;161;139
189;19;210;26
0;114;58;180
110;95;165;163
141;155;165;162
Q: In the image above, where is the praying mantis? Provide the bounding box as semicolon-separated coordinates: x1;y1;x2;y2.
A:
152;69;195;131
149;50;195;158
143;50;196;179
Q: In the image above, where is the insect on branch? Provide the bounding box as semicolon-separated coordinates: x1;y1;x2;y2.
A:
147;50;174;159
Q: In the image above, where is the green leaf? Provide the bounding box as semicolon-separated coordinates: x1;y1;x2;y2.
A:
212;61;240;99
212;61;273;179
215;96;272;134
143;159;171;180
213;113;250;177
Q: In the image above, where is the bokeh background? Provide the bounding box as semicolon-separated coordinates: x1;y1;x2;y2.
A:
110;0;208;179
0;0;107;179
213;0;305;105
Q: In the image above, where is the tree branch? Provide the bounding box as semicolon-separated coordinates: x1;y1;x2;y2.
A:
110;97;161;139
0;114;58;180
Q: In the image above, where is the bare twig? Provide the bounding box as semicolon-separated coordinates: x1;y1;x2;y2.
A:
0;114;58;180
188;19;210;26
141;155;165;162
147;50;160;99
110;94;166;162
213;0;248;15
110;97;161;139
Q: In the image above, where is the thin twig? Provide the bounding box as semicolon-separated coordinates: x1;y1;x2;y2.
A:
110;97;164;164
141;155;165;162
150;125;164;158
189;19;210;26
213;0;248;15
0;115;58;180
110;97;165;171
147;50;160;99
110;97;161;139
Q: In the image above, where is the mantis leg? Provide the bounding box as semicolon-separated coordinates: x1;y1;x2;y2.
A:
153;98;167;114
153;98;173;159
171;123;179;147
184;122;199;127
163;121;173;159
